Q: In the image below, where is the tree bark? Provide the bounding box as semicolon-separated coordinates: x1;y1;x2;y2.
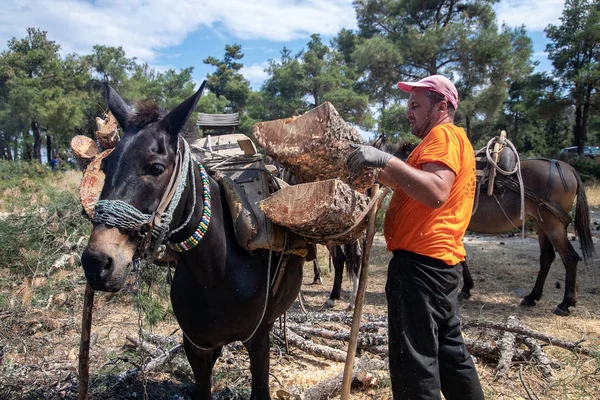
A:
494;316;517;380
46;133;52;164
31;120;42;162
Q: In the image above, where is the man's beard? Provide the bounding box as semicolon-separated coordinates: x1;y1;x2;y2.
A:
411;107;437;138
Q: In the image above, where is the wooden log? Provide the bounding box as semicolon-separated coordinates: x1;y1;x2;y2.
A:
522;337;556;382
252;102;377;192
286;329;347;363
71;136;99;170
259;179;369;245
95;112;120;150
80;149;113;219
287;323;388;348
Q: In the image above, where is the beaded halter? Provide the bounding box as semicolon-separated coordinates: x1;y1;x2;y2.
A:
167;162;212;252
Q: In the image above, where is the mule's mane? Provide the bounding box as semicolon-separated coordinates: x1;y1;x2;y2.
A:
130;100;198;137
130;100;162;127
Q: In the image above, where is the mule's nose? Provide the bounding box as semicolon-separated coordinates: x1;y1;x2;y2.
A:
81;248;115;290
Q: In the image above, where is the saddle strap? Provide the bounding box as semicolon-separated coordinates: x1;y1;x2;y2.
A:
501;176;572;226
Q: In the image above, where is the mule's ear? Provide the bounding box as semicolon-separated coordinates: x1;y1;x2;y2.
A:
162;80;207;139
104;83;132;131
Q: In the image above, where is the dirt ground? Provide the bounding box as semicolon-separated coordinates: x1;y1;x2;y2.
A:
1;217;599;399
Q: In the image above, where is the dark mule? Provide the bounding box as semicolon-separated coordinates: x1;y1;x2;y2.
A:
323;241;362;309
460;159;594;316
81;84;308;399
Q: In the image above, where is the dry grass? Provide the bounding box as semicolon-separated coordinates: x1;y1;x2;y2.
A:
586;183;600;208
1;216;599;399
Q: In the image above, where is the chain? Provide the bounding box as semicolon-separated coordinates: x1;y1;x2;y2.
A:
134;259;149;400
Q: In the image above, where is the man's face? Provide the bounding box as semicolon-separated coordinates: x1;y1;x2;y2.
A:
405;88;438;138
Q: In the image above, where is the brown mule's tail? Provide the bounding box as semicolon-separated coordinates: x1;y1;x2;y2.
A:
573;170;595;263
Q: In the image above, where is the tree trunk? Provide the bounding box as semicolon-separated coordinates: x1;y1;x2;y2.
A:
23;130;33;161
31;120;42;162
46;134;52;164
573;86;583;153
0;132;9;160
581;83;593;149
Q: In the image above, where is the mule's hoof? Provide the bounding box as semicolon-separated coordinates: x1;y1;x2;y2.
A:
520;297;537;307
553;306;570;317
324;299;335;308
458;292;471;302
311;278;322;285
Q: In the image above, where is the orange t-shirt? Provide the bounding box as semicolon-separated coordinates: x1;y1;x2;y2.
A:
383;123;476;265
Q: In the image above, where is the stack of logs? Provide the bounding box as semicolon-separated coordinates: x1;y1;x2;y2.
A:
253;102;379;245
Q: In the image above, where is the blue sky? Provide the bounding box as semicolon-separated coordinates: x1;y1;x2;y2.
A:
0;0;566;91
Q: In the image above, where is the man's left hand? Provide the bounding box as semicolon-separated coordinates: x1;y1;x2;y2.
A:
347;145;393;174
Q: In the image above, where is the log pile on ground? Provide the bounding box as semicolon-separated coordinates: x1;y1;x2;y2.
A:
252;102;377;193
264;312;594;398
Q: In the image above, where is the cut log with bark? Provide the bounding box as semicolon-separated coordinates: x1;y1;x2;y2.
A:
259;179;369;244
95;112;120;150
71;136;99;170
252;102;377;192
80;149;113;219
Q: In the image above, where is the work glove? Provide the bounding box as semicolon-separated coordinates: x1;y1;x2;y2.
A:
346;145;393;174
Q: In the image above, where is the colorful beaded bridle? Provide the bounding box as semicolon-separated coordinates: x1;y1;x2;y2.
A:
167;162;212;252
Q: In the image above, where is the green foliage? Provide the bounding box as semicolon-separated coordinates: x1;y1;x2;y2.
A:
0;28;90;162
567;156;600;182
136;262;173;327
204;44;251;112
546;0;600;150
0;165;89;278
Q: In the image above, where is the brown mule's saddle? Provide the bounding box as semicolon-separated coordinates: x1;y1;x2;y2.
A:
188;133;315;261
474;133;572;226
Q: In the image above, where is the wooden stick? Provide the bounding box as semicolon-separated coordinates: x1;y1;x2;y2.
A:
78;284;95;400
340;184;380;400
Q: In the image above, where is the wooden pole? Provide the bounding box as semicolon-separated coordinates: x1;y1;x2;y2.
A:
78;284;95;400
340;184;380;400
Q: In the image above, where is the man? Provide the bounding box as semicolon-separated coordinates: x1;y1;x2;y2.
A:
347;75;484;400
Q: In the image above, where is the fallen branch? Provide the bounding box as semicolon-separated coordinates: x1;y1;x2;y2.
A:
116;344;183;382
494;316;518;380
522;337;557;382
463;319;595;357
126;336;162;358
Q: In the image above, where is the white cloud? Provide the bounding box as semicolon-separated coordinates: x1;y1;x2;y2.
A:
0;0;356;62
241;61;270;89
494;0;564;32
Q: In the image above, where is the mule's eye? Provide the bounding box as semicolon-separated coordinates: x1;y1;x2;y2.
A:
148;163;165;176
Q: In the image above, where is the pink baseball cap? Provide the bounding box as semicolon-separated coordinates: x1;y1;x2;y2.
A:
397;75;459;110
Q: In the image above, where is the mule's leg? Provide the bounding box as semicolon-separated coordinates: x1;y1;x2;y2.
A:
536;221;580;316
325;247;345;308
243;323;274;400
521;226;555;308
312;259;322;285
183;337;222;400
458;260;473;301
